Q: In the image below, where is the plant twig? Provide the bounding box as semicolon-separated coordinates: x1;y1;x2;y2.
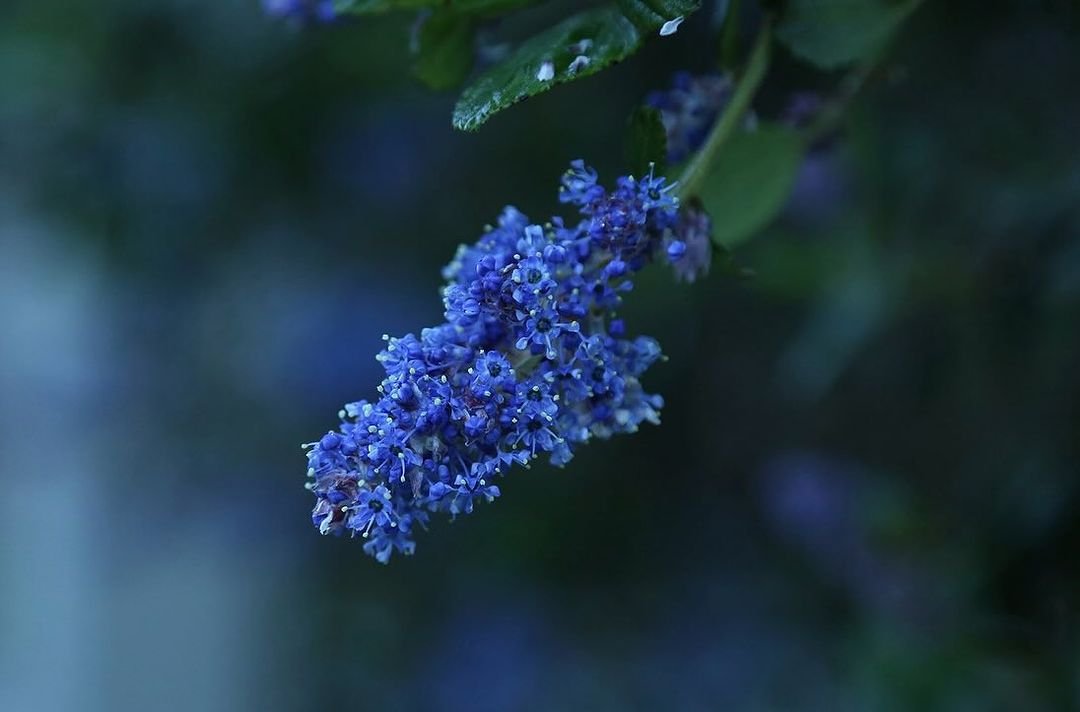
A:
719;0;743;70
802;0;929;146
801;55;878;147
677;19;772;201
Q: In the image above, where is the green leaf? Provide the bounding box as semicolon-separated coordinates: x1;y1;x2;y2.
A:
713;242;757;280
452;6;642;132
334;0;435;13
445;0;538;13
616;0;701;31
624;106;668;177
776;0;921;69
336;0;537;16
412;11;475;91
699;125;803;248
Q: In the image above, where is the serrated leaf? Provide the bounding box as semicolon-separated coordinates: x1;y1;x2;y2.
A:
776;0;921;69
699;125;803;248
616;0;701;31
452;6;642;131
413;11;475;90
625;106;667;177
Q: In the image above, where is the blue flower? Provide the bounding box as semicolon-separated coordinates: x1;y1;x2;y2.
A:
469;351;516;399
304;162;696;562
348;485;397;536
666;201;713;283
559;160;603;207
429;480;501;519
263;0;336;23
510;255;556;305
512;379;559;418
362;513;421;563
514;305;580;359
647;72;734;163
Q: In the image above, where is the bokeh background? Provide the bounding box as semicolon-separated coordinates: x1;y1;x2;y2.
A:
2;1;1079;710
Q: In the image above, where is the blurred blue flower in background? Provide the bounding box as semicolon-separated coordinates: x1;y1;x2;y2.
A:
647;72;733;163
264;0;336;23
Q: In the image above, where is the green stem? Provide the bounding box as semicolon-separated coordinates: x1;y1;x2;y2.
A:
801;53;877;147
801;0;927;146
677;19;772;201
719;0;743;70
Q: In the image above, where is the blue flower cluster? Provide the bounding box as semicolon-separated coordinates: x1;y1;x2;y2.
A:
669;200;713;283
647;72;734;163
305;163;706;562
263;0;336;23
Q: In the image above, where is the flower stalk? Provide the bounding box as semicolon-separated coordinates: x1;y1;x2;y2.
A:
676;20;773;201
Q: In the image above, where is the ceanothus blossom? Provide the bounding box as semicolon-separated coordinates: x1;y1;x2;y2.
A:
304;163;710;562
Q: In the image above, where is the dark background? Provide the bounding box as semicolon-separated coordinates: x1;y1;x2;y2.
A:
1;1;1078;710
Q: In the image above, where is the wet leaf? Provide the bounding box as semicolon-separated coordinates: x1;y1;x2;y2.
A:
452;6;642;131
